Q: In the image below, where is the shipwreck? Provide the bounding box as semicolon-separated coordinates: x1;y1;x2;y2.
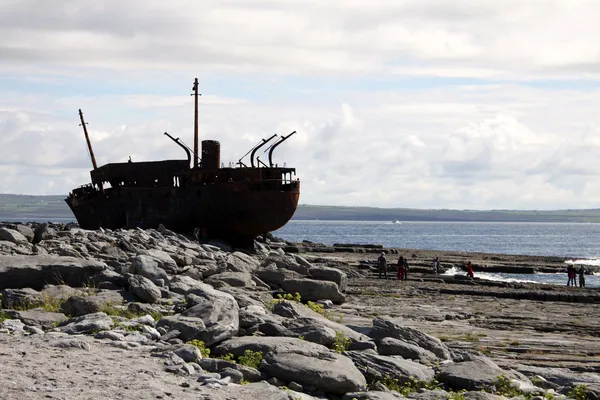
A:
65;78;300;246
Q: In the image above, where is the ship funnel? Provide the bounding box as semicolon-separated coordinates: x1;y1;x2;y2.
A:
202;140;220;169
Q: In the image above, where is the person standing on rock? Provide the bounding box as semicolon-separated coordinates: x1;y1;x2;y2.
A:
403;256;409;280
397;256;406;281
433;257;440;274
378;252;388;279
466;261;474;278
567;264;575;287
578;265;586;288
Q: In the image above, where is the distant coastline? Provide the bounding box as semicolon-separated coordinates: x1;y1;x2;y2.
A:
2;193;600;223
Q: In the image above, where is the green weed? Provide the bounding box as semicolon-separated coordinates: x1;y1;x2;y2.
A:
186;339;211;358
331;331;351;353
238;350;263;369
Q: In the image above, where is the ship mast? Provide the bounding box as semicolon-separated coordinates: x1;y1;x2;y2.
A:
191;78;201;168
78;109;98;170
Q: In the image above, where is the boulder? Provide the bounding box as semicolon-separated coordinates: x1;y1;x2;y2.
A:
0;255;106;290
59;312;114;334
271;300;375;350
143;249;180;274
128;275;161;303
199;358;264;382
15;225;35;243
214;336;367;395
438;357;526;391
342;392;403;400
0;228;29;245
4;309;68;329
310;266;348;292
61;290;132;317
261;254;309;275
280;279;345;304
1;288;43;309
226;252;260;273
345;350;435;384
256;264;303;288
160;283;239;346
205;272;255;288
370;317;450;360
378;337;439;363
129;255;169;285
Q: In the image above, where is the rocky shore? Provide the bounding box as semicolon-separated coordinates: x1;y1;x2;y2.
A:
0;222;598;400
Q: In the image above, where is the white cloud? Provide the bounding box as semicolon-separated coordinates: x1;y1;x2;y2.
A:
2;1;600;210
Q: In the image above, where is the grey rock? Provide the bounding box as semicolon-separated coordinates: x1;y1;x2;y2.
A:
139;324;161;340
262;254;309;275
438;357;529;391
0;255;106;290
4;309;68;330
272;300;375;350
199;358;264;382
371;317;451;360
220;367;244;383
128;275;161;303
1;319;25;332
283;317;338;346
219;286;273;308
280;279;346;304
344;350;435;384
169;275;203;294
157;316;206;342
310;266;348;292
342;392;403;400
205;271;255;288
214;336;367;395
262;350;366;395
129;255;169;285
173;344;202;362
513;365;600;386
15;225;35;243
226;251;260;273
24;325;45;335
59;312;114;334
131;314;156;326
50;338;91;351
143;249;180;274
0;227;29;245
95;330;126;341
1;288;43;309
463;392;507;400
180;282;239;346
257;263;303;288
378;337;439;363
61;290;131;317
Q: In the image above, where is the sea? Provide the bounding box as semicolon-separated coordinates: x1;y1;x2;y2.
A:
274;220;600;288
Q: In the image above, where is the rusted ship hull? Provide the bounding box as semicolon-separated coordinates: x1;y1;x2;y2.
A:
66;181;299;245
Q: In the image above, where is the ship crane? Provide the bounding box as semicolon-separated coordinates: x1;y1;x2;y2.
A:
237;134;278;168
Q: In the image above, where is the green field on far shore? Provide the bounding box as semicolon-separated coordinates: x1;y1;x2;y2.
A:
2;193;600;223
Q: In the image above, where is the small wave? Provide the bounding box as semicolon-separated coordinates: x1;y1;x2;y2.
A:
442;267;540;284
564;258;600;266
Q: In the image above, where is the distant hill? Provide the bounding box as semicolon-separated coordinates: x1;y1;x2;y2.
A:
293;204;600;223
1;194;600;223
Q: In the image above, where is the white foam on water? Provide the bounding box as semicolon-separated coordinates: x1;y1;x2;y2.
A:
564;258;600;266
442;266;541;284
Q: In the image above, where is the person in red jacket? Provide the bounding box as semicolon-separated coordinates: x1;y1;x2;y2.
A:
466;261;474;278
396;256;406;281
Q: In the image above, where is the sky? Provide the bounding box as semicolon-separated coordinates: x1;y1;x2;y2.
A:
2;0;600;210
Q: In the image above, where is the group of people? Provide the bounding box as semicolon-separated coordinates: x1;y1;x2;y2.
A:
377;252;409;280
567;264;586;288
377;253;476;280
